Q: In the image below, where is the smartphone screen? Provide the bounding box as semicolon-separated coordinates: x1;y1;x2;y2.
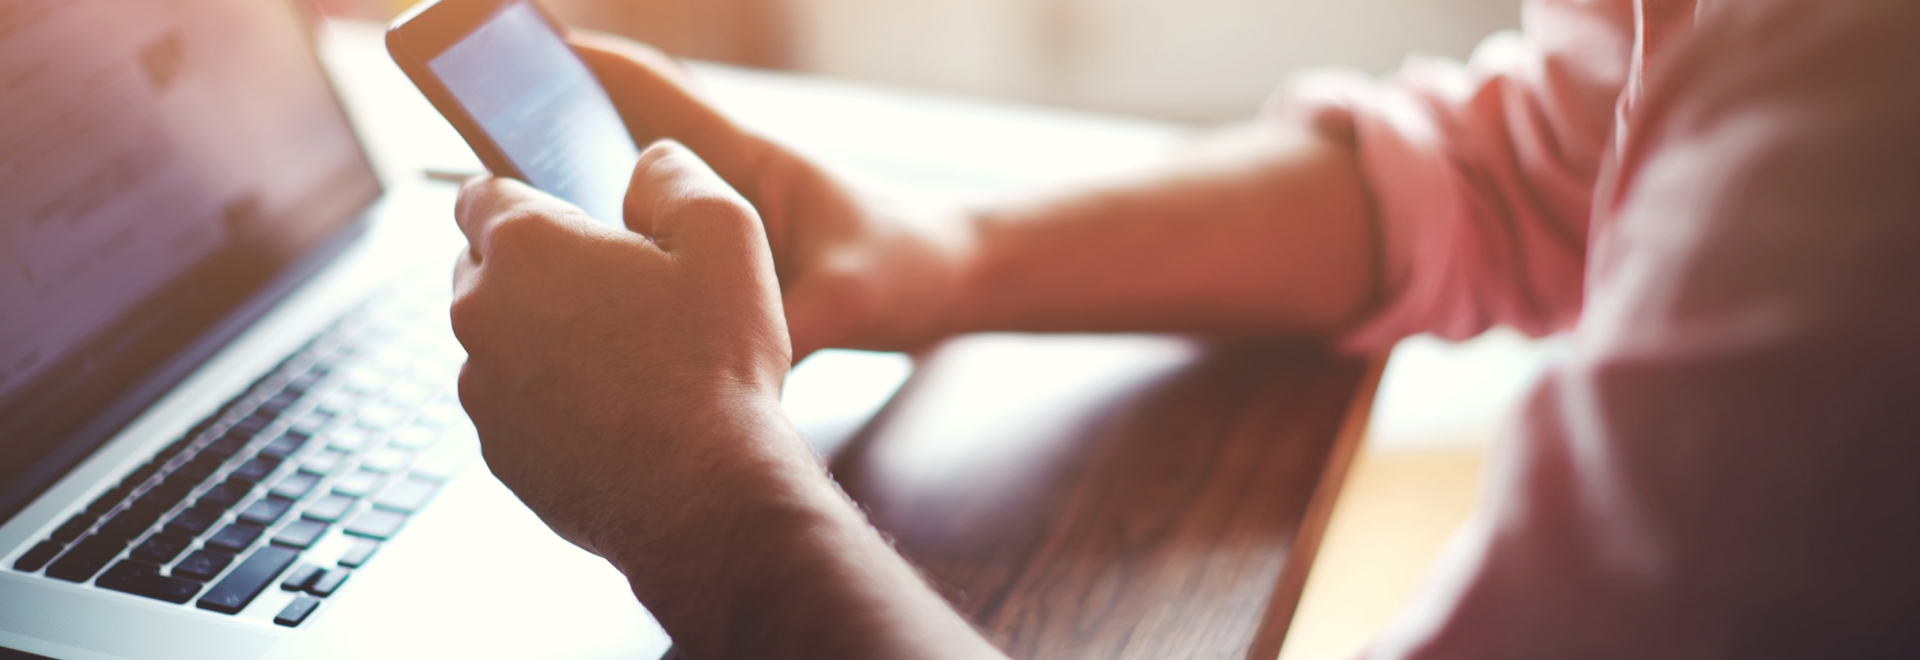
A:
423;1;638;226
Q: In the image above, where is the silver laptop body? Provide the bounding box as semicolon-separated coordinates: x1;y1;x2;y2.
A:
0;0;676;656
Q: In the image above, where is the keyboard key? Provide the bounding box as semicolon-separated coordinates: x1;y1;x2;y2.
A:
98;560;203;604
120;463;160;489
369;347;417;374
337;538;379;568
342;366;387;395
292;411;335;435
285;374;321;396
202;437;247;459
198;482;249;510
166;506;222;537
303;494;356;523
261;432;311;459
384;380;434;405
207;523;264;552
280;563;322;591
274;595;323;626
282;376;316;397
174;455;224;482
373;477;439;513
101;560;203;605
98;509;160;540
359;448;412;473
260;392;300;414
131;533;191;564
172;549;235;581
13;541;63;572
51;514;96;544
85;487;132;516
157;471;209;497
239;496;296;525
301;449;349;476
317;391;361;416
410;431;477;482
229;457;282;485
386;424;440;450
324;427;374;452
231;412;275;437
308;568;350;597
131;488;188;515
270;473;321;500
355;404;407;430
197;546;298;614
417;401;462;427
273;519;328;549
342;509;406;540
45;535;126;582
331;470;385;497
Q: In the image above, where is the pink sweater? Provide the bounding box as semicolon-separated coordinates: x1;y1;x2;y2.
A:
1289;0;1920;655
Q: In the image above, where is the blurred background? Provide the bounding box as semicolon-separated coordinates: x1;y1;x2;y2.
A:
313;0;1518;124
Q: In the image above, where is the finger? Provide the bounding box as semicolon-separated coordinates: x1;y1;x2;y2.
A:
454;176;595;258
624;140;768;258
572;35;772;200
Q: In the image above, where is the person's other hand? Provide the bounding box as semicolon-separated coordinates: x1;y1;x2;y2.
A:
450;141;803;559
571;34;970;359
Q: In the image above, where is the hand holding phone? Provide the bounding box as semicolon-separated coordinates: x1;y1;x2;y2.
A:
388;0;638;226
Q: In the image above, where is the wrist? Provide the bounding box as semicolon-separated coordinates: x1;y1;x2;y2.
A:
596;414;891;655
594;401;1002;659
596;399;818;562
896;207;980;346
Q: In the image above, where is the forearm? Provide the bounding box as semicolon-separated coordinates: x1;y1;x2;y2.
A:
605;411;1003;660
944;119;1376;338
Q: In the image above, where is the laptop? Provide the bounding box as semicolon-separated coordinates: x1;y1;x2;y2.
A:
0;0;743;657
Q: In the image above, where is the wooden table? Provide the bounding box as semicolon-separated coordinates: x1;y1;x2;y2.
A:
831;334;1383;659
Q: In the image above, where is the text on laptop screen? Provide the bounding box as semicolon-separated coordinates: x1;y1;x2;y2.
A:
426;0;639;226
0;0;380;515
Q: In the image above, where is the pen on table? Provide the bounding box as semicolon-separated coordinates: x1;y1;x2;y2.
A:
424;167;483;184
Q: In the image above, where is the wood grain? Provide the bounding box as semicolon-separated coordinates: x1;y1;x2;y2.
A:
830;334;1383;659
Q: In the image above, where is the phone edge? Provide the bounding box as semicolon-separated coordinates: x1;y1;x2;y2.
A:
384;0;528;183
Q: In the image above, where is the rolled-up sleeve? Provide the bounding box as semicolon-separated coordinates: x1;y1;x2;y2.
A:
1278;0;1636;351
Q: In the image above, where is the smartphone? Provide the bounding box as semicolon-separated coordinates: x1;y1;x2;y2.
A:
387;0;639;226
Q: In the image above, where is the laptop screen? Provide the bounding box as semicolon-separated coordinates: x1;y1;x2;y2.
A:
0;0;380;518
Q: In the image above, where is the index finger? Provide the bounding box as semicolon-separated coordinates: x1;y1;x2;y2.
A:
454;176;582;258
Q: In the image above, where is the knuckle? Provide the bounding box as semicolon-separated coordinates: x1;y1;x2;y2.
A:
447;291;486;346
455;177;488;208
638;138;683;162
455;177;505;222
634;142;694;187
455;361;486;412
673;193;758;237
485;208;557;258
675;192;754;223
820;259;880;318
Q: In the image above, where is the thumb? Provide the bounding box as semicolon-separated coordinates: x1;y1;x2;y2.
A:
572;34;770;201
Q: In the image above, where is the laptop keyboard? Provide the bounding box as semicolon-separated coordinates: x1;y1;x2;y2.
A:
8;282;474;627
